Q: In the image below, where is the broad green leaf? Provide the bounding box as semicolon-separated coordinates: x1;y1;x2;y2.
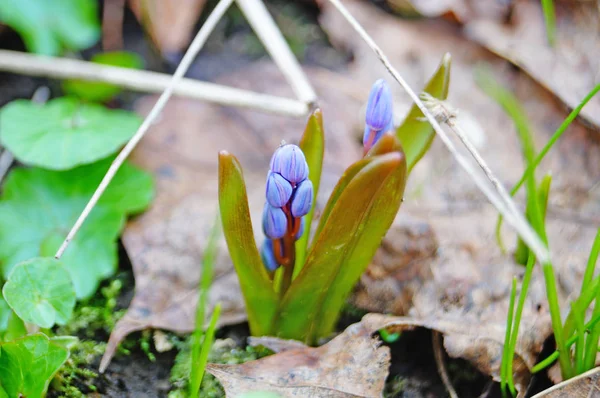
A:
396;53;451;173
295;109;325;274
275;149;406;343
0;333;69;397
0;97;141;170
312;134;399;241
218;152;277;336
3;257;75;328
0;298;8;333
0;0;99;55
63;51;144;102
0;157;154;298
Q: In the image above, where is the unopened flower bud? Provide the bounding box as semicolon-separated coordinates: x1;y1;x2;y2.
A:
291;179;313;218
262;204;287;239
295;217;305;240
270;144;308;184
261;239;279;271
266;171;293;208
364;79;394;152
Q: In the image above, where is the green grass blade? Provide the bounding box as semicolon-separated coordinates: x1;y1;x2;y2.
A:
501;277;517;397
218;151;278;335
396;53;451;173
540;0;556;46
189;303;221;398
497;84;600;245
189;215;220;396
295;109;325;276
573;300;586;374
583;229;600;370
275;149;406;343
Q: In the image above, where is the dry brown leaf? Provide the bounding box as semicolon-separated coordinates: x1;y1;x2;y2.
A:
465;1;600;127
362;312;549;395
128;0;206;54
207;320;390;398
385;0;511;23
532;367;600;397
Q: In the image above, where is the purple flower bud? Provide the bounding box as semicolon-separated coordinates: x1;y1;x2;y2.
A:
266;171;293;208
295;217;305;240
262;204;287;239
363;79;394;152
269;144;308;184
291;179;313;218
261;239;279;271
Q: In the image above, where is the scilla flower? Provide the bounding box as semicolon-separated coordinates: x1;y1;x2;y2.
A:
363;79;394;153
261;144;312;271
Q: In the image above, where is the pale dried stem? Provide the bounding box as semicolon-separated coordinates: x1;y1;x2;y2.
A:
432;331;459;398
327;0;550;264
236;0;317;104
55;0;236;259
0;49;308;117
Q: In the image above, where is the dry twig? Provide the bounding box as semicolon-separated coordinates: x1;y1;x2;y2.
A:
433;331;459;398
326;0;550;264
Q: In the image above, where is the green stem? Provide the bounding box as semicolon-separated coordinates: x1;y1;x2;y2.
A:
501;277;518;397
543;261;573;378
540;0;556;46
573;301;586;374
583;229;600;370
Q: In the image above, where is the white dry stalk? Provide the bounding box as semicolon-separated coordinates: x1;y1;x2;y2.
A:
0;50;308;117
54;0;236;259
236;0;317;104
326;0;551;264
421;93;526;228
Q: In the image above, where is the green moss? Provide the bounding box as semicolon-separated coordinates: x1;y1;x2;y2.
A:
52;340;105;397
170;337;273;397
384;375;407;397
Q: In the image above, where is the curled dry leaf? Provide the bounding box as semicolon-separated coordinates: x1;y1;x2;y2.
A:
362;312;550;395
207;320;390;398
128;0;207;54
465;1;600;127
531;367;600;398
384;0;511;23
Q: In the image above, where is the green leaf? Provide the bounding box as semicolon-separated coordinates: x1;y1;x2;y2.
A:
218;152;278;336
0;0;99;55
0;157;154;298
295;109;325;275
3;257;76;328
396;53;451;173
0;298;9;334
276;145;407;343
0;333;69;397
0;97;141;170
63;51;144;102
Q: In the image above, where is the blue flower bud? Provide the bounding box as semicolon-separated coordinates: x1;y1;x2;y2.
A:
291;179;313;218
364;79;394;152
262;203;287;239
266;171;293;208
261;239;279;271
270;144;308;184
295;217;305;240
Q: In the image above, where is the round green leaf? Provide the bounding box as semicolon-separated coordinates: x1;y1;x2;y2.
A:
0;333;69;397
0;97;141;170
3;257;76;328
63;51;144;102
0;0;99;55
0;157;154;298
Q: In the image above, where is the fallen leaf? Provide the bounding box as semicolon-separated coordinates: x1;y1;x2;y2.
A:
128;0;206;54
465;1;600;127
531;367;600;397
384;0;511;23
207;319;390;398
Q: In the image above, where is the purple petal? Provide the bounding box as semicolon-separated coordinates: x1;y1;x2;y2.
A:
365;79;393;131
291;179;313;218
269;144;309;184
261;239;279;271
266;171;293;208
262;203;287;239
295;217;305;240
